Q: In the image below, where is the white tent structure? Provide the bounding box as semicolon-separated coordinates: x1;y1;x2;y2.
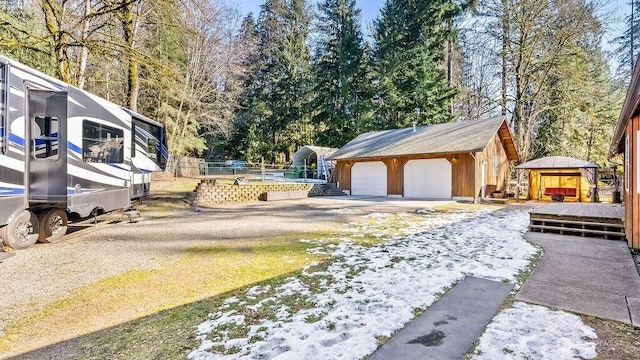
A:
292;145;337;180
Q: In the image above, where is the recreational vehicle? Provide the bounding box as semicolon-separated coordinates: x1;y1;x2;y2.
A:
0;55;168;250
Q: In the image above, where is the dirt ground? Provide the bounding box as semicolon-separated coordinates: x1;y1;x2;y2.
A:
0;179;457;358
1;178;639;359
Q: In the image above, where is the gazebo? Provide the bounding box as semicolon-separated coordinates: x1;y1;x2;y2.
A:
515;156;599;202
292;145;337;180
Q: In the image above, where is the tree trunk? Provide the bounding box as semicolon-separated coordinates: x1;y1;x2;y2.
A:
41;0;72;84
501;0;509;116
77;0;91;89
121;0;141;112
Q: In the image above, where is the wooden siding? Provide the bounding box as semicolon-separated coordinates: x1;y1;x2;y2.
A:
470;132;511;198
451;153;475;197
335;161;351;191
625;115;640;248
478;133;510;197
385;158;405;195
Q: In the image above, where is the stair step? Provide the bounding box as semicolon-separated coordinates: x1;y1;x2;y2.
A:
529;224;625;240
529;217;623;229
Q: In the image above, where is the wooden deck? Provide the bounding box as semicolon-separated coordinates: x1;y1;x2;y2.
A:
529;203;625;241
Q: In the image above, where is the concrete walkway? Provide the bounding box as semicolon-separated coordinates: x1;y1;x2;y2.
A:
517;232;640;325
369;277;513;360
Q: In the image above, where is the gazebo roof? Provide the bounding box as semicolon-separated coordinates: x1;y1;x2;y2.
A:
515;156;598;169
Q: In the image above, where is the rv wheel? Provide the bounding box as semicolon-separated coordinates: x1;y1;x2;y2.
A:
38;208;68;243
2;211;40;250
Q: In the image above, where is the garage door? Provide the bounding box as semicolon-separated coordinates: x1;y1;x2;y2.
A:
351;161;387;196
404;158;452;198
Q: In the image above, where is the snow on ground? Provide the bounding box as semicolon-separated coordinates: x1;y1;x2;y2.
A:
187;206;579;360
472;302;597;359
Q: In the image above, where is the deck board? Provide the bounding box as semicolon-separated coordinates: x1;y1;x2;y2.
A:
528;203;626;241
529;203;624;220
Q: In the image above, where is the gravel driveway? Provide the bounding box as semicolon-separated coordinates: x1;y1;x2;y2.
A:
0;195;454;344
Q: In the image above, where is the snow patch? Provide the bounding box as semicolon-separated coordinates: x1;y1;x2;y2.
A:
189;207;539;359
472;302;597;360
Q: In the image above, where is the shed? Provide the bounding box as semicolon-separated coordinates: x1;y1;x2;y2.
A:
610;53;640;249
327;116;519;201
292;145;337;180
515;156;598;203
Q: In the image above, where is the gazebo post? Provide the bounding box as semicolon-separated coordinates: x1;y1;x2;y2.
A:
515;168;521;202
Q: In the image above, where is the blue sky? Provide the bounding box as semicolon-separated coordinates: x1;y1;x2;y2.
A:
233;0;383;29
232;0;628;69
233;0;628;36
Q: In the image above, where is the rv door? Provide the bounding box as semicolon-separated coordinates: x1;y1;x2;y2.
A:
26;89;68;204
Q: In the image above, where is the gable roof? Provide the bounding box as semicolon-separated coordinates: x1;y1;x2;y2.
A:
328;116;518;161
515;156;598;169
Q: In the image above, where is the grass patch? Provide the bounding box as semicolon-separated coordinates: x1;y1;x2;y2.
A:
582;316;640;359
0;235;328;358
152;178;201;194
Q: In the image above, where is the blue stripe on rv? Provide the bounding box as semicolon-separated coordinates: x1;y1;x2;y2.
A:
9;133;24;146
67;141;82;155
0;187;24;195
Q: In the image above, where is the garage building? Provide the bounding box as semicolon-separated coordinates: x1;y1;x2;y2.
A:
328;116;519;201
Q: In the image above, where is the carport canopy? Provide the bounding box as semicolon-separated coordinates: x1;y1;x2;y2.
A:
293;145;338;179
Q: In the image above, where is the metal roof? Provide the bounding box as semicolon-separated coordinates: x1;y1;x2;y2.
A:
293;145;338;165
515;156;598;169
328;116;517;160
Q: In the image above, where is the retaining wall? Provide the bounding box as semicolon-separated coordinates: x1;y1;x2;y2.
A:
193;179;334;205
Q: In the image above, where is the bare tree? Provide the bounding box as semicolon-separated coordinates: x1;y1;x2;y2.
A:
470;0;603;161
454;25;502;121
39;0;125;85
163;0;245;156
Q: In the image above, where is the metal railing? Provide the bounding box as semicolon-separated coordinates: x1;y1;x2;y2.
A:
164;157;331;182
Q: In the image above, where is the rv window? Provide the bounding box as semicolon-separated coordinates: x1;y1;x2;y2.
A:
32;115;60;160
0;63;6;154
82;120;124;163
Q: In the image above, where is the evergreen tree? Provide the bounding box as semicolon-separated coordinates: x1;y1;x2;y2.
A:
612;1;640;80
272;0;314;161
372;0;469;129
312;0;373;148
227;13;269;161
231;0;314;163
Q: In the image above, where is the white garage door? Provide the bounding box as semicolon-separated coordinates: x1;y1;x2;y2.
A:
404;158;452;199
351;161;387;196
